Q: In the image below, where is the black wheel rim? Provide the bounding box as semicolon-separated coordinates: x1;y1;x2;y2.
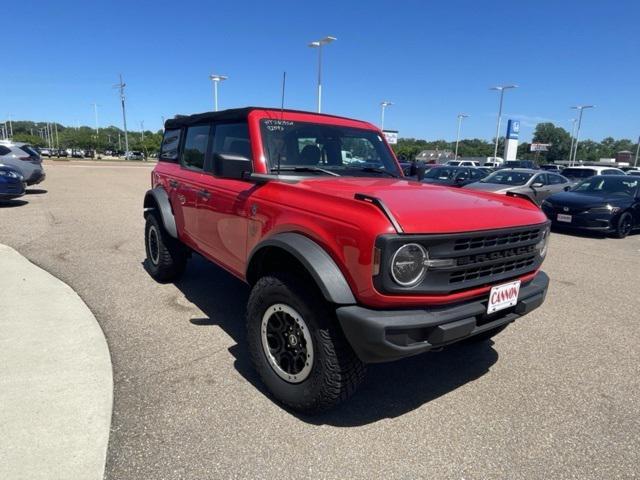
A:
621;217;632;236
261;304;313;383
148;225;160;264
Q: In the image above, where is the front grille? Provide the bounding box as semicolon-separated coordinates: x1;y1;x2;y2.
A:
375;223;548;295
453;228;541;251
449;255;537;284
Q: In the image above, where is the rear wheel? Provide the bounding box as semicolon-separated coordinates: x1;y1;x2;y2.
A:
246;273;365;413
614;212;633;239
144;213;187;282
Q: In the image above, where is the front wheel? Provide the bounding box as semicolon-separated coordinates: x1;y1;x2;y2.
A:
614;212;633;239
246;273;365;413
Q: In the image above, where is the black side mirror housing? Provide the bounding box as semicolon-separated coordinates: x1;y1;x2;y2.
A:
564;185;571;191
415;162;426;181
214;153;253;180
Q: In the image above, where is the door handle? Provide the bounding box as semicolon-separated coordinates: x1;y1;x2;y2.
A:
197;189;211;199
169;179;179;188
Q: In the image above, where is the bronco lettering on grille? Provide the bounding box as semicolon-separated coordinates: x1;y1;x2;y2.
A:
456;245;535;266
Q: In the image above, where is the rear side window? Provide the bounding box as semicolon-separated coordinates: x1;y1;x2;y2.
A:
160;129;181;162
181;125;210;170
603;169;621;175
0;145;11;155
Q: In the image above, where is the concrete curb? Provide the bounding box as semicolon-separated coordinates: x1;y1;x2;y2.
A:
0;244;113;480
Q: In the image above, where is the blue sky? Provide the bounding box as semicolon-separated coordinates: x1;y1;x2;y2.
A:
4;0;639;142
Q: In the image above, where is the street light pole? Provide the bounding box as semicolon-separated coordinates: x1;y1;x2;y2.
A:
308;36;336;113
570;105;594;166
455;113;469;159
114;74;129;157
380;101;393;130
490;85;518;161
209;74;228;111
634;135;639;168
568;118;577;165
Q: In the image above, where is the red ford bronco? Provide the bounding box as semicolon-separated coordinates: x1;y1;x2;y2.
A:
144;107;550;412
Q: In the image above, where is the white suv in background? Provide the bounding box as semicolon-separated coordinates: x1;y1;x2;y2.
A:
0;141;46;185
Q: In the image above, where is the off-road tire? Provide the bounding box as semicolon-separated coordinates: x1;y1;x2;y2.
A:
462;324;509;344
144;212;187;282
246;273;365;413
614;212;633;239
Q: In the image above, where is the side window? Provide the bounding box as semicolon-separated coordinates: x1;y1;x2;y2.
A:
533;173;547;185
548;174;565;185
470;169;483;179
160;129;181;162
456;169;470;180
212;123;252;159
181;125;210;170
603;169;620;175
0;145;12;155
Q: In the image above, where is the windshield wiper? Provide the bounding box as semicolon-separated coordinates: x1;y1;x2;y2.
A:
357;167;398;178
272;166;340;176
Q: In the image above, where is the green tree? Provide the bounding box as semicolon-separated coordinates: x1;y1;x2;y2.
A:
532;123;571;162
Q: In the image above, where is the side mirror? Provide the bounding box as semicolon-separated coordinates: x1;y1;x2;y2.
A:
531;182;544;189
214;153;252;180
564;185;571;191
455;176;466;184
415;162;426;181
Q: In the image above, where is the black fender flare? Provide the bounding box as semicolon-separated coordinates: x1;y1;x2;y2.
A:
143;187;178;239
247;232;356;305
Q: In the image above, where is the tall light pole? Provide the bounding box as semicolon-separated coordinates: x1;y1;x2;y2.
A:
7;114;13;138
455;113;469;159
570;105;594;166
209;74;228;111
308;36;336;113
114;74;129;156
490;84;518;161
91;103;100;136
140;121;145;141
568;118;577;164
634;135;639;167
380;101;393;130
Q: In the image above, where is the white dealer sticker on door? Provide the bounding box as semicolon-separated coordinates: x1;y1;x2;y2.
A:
487;280;521;314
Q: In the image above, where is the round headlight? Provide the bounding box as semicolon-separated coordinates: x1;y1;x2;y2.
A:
536;227;550;258
391;243;428;287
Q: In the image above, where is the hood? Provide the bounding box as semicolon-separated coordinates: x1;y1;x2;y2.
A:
547;191;633;208
289;177;546;234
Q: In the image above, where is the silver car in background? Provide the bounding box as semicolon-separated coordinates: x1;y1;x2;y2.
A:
0;141;46;185
463;168;570;205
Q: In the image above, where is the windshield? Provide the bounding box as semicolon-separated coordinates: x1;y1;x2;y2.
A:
424;167;458;180
481;170;533;186
260;119;399;176
573;177;638;196
562;168;596;179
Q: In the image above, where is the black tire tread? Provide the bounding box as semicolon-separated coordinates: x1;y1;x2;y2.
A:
246;273;365;413
145;213;187;282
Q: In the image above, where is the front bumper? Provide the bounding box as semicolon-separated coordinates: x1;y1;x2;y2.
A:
542;207;615;232
337;271;549;363
26;170;46;186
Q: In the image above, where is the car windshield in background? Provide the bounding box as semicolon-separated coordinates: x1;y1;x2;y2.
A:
424;167;457;180
481;171;533;186
260;119;399;177
573;177;639;196
562;168;596;179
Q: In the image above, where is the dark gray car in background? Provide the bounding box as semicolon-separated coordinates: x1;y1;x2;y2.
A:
463;168;570;205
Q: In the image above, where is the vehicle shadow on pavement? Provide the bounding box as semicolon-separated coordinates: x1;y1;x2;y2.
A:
0;199;28;208
172;255;499;426
26;189;48;195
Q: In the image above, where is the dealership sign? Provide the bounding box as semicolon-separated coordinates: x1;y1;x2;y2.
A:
383;130;398;145
530;143;551;152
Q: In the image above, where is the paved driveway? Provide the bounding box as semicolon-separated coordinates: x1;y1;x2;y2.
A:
1;161;638;479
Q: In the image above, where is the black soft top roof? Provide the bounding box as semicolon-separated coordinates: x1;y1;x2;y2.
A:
164;107;366;129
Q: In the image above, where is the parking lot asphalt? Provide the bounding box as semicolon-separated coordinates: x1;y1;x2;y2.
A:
1;160;639;480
